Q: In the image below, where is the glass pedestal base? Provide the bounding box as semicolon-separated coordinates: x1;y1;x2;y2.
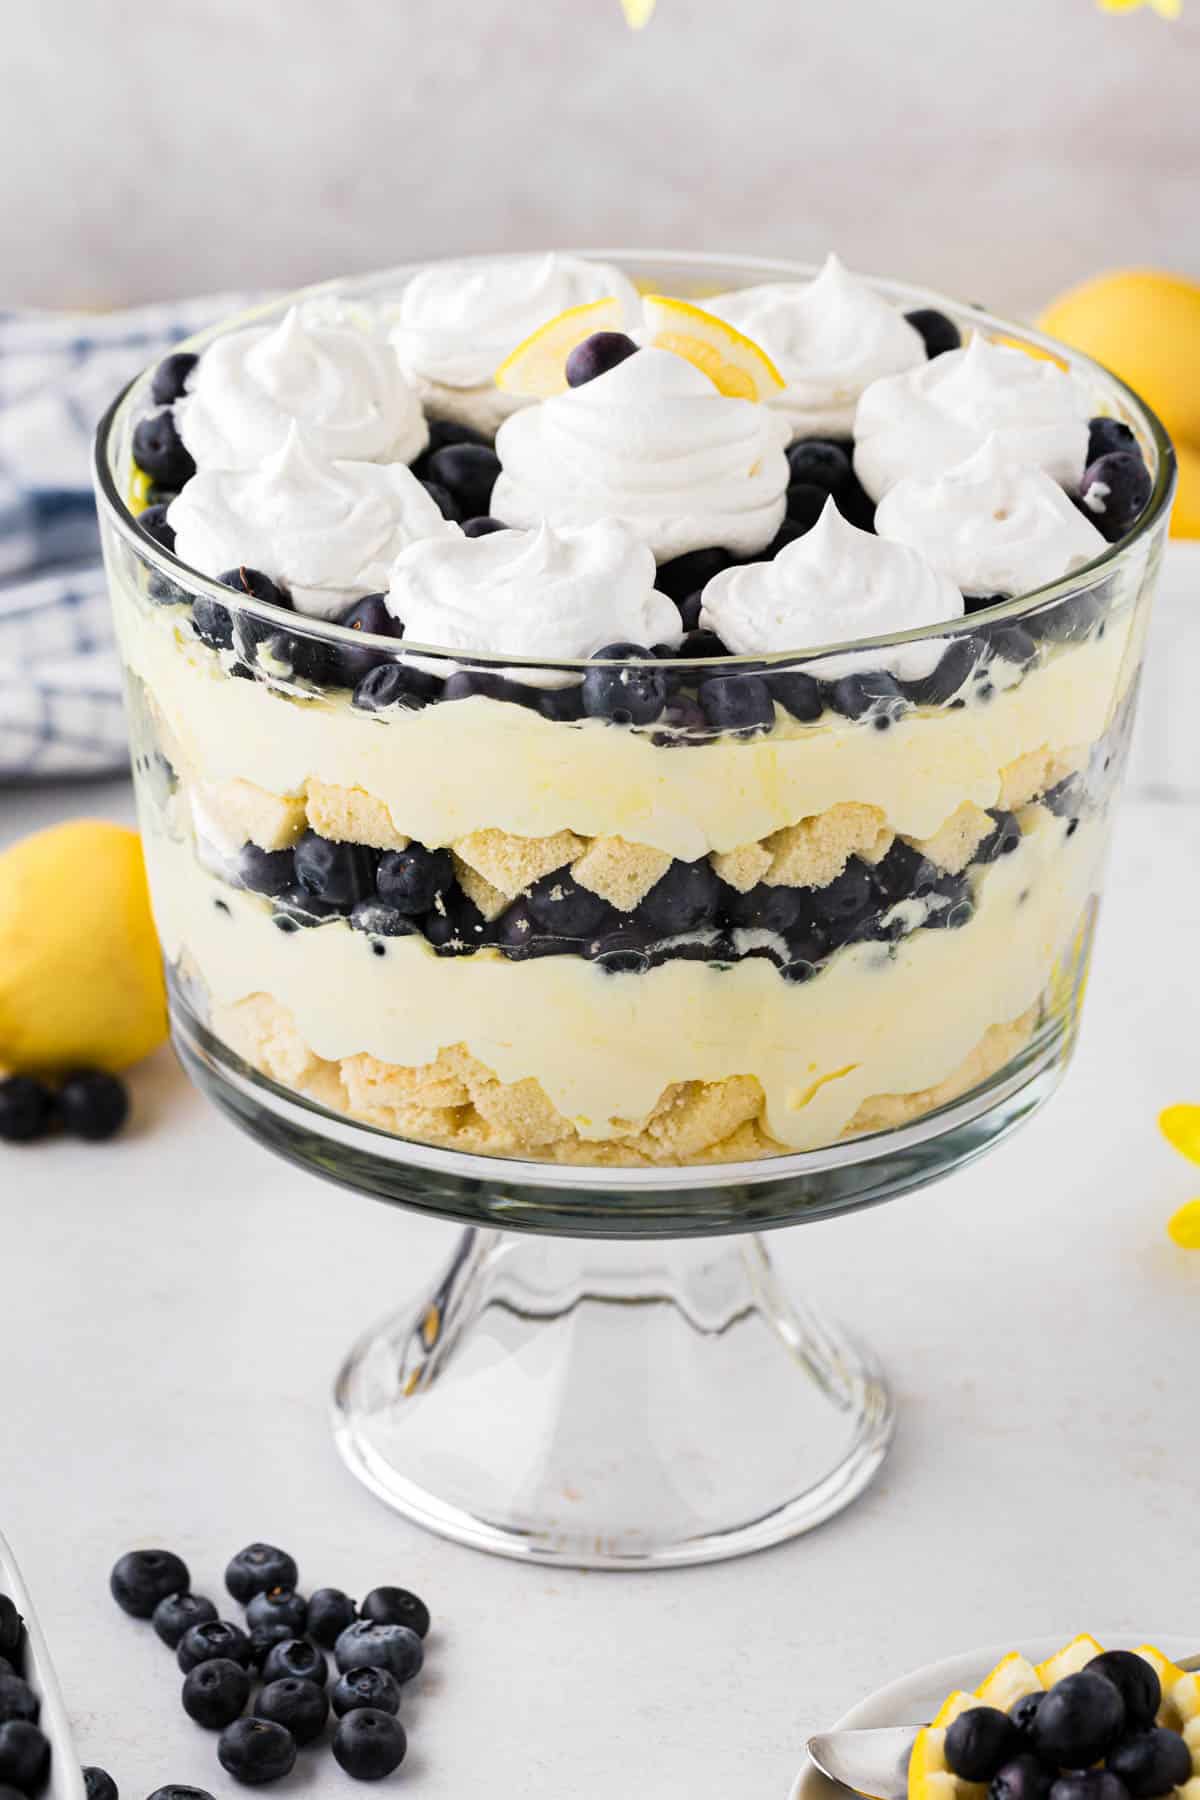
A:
332;1228;893;1568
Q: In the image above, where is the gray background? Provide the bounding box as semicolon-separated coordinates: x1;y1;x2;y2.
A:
4;0;1198;318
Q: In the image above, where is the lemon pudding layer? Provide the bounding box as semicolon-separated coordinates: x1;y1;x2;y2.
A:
107;253;1164;1167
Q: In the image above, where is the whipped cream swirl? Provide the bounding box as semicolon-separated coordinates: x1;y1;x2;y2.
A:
386;519;681;685
168;424;457;619
706;254;927;441
175;305;428;471
700;498;964;681
853;333;1091;502
389;253;640;392
491;347;791;561
875;436;1108;597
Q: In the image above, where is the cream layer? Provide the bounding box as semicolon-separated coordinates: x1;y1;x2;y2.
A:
144;805;1103;1154
116;582;1139;860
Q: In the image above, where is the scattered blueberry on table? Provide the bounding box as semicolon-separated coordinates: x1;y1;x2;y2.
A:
109;1541;433;1783
0;1071;130;1147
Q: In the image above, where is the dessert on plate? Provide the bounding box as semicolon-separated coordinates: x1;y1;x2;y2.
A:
98;251;1169;1168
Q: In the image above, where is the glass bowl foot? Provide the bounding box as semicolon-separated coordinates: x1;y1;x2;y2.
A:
331;1226;894;1568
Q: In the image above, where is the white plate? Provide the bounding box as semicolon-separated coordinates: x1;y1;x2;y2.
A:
0;1529;86;1800
789;1631;1198;1800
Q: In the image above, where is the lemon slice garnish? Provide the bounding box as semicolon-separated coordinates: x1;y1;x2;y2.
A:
642;295;785;400
495;297;626;398
1035;1635;1105;1687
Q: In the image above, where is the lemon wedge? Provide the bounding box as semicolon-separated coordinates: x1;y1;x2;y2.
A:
1035;1635;1105;1686
642;295;785;400
495;297;626;398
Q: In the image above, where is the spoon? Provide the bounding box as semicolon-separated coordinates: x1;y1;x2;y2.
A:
807;1653;1200;1800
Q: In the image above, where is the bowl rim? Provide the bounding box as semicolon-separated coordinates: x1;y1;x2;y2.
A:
91;248;1179;676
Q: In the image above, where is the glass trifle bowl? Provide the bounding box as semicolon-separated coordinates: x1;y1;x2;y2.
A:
94;252;1174;1567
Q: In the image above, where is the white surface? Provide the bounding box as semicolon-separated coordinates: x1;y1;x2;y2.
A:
791;1634;1198;1800
4;0;1198;317
2;556;1200;1798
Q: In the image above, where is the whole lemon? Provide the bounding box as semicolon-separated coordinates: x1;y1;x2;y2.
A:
1172;441;1200;540
0;821;168;1074
1039;270;1200;449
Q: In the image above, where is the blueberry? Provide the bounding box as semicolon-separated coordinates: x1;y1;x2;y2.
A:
582;643;668;726
224;1544;298;1610
330;1667;402;1719
334;1620;424;1684
177;1619;252;1674
827;670;906;725
218;567;287;612
724;883;808;935
525;873;612;938
924;871;974;930
1080;451;1152;542
0;1077;55;1145
0;1678;37;1727
235;845;295;899
675;629;729;663
349;900;418;941
147;1788;214;1800
538;684;587;722
983;625;1039;669
151;351;199;405
293;832;377;909
58;1071;128;1142
139;502;176;554
0;1724;49;1796
902;637;979;707
132;410;195;488
1087;417;1138;465
377;844;453;915
181;1657;251;1729
191;596;233;652
352;660;438;712
461;515;508;537
989;1756;1054;1800
152;1591;218;1649
651;695;711;744
655;548;734;604
217;1717;297;1786
332;1709;408;1781
423;444;501;518
332;594;400;687
698;672;774;736
872;841;938;907
786;439;853;492
587;925;652;973
945;1708;1025;1782
975;810;1021;862
260;1639;327;1688
245;1588;308;1637
442;669;537;707
1087;1652;1162;1733
424;889;494;955
496;901;572;961
1027;590;1106;645
246;1624;295;1669
255;1677;328;1748
810;859;879;942
1009;1693;1046;1737
110;1549;190;1619
964;592;1010;614
786;483;832;530
905;308;962;359
0;1603;20;1663
767;669;824;722
82;1768;118;1800
1107;1729;1192;1797
763;517;816;556
1048;1774;1130;1800
419;478;460;522
675;591;704;632
1044;774;1086;819
638;860;720;935
565;330;639;387
1032;1672;1127;1768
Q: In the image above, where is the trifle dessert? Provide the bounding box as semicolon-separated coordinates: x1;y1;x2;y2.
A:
97;252;1172;1169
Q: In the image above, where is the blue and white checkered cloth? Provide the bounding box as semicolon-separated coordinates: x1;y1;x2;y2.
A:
0;295;250;779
